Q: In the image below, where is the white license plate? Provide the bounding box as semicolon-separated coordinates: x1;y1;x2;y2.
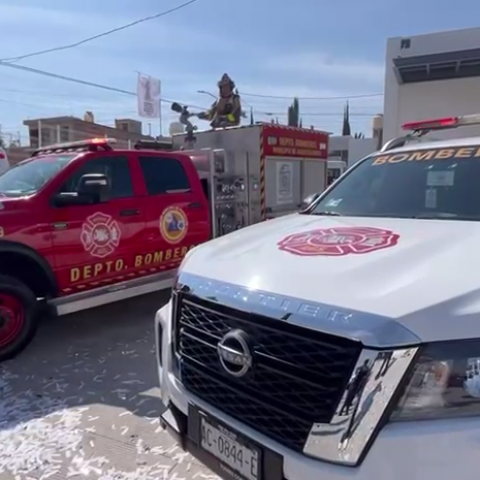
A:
200;416;260;480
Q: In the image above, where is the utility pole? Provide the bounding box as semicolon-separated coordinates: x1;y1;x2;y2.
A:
0;124;5;148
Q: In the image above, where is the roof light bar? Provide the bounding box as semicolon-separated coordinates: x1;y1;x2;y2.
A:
402;114;480;132
32;137;116;157
48;137;117;149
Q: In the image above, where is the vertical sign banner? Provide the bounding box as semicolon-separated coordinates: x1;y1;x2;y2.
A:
276;161;294;204
137;73;161;118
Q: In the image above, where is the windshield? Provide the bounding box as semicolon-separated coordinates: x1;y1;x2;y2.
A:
0;154;76;197
309;145;480;221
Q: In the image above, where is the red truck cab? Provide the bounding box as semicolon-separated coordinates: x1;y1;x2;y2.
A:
0;138;210;361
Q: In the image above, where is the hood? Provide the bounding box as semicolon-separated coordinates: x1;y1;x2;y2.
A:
184;214;480;343
0;196;32;211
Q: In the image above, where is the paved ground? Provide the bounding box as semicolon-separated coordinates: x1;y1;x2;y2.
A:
0;292;220;480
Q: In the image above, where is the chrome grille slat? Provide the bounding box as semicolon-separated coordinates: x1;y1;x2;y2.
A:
175;294;362;451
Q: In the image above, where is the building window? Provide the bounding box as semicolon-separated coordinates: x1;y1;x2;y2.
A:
60;126;70;142
330;149;348;161
400;38;411;49
120;123;129;131
41;128;51;146
30;128;39;148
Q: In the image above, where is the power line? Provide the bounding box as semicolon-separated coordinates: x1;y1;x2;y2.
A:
0;61;384;105
0;62;380;117
0;62;379;131
0;87;75;98
0;87;381;117
256;111;376;117
0;97;49;109
0;61;208;110
240;92;383;100
0;0;200;63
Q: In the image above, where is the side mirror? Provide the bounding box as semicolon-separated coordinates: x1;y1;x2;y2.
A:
53;173;110;207
300;192;320;211
77;173;110;201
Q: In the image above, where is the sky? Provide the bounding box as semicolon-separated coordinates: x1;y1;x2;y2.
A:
0;0;479;144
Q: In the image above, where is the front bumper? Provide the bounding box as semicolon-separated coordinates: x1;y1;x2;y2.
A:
156;300;480;480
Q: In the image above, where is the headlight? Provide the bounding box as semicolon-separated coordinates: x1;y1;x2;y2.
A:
391;340;480;421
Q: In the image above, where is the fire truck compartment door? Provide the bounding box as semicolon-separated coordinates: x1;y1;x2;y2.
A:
265;157;301;217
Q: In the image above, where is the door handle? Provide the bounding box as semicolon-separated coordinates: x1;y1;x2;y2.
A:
187;202;202;210
119;209;140;216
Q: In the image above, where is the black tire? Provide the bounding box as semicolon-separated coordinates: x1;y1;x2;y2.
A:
0;274;38;362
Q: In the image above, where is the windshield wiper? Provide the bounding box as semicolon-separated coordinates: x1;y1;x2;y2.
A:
310;211;342;216
413;213;480;221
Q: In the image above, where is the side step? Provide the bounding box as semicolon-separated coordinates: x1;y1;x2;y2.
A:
49;271;176;316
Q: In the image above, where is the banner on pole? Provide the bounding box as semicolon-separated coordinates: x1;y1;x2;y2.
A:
137;73;161;118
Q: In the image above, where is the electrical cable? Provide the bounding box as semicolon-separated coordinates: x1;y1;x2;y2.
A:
0;0;200;63
0;88;379;117
0;87;76;98
0;61;378;140
240;92;383;100
0;97;49;109
0;59;383;108
0;62;208;110
0;62;382;117
255;111;377;117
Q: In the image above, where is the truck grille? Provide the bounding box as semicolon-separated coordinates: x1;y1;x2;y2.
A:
175;293;361;452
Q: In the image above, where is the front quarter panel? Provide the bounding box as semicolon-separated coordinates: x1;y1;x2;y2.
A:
0;196;56;268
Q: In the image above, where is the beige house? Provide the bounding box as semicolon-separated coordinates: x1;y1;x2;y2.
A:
7;112;155;165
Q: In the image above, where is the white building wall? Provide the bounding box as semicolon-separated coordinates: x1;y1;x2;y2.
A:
395;78;480;141
347;138;377;166
384;28;480;142
328;136;377;168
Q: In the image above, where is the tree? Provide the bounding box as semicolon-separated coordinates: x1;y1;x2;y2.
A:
342;101;351;136
288;97;300;127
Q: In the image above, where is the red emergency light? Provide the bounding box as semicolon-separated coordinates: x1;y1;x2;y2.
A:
402;117;458;131
402;113;480;132
32;137;116;157
51;137;117;148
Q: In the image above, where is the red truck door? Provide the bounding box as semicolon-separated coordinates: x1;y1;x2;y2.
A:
135;153;210;273
50;153;145;293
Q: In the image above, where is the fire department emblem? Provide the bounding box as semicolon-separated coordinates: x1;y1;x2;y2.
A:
80;212;121;258
159;206;188;244
277;226;399;257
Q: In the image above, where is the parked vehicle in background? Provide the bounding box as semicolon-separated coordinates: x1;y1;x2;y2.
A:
0;137;210;361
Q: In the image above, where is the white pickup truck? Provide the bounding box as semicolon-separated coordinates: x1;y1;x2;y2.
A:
156;114;480;480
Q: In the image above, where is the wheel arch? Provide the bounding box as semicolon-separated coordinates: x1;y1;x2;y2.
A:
0;240;58;298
